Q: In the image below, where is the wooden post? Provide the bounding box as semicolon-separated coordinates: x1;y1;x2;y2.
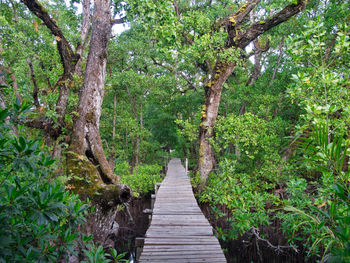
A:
185;158;188;174
135;237;144;262
155;182;161;195
143;208;153;226
151;194;156;210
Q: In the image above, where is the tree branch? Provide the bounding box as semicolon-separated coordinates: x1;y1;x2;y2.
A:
21;0;78;74
224;0;260;26
222;0;261;47
235;0;308;49
26;118;62;139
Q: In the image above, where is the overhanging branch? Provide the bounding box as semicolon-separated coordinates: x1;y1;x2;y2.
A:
21;0;78;74
236;0;308;49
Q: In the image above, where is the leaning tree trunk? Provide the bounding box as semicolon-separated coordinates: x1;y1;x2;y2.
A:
69;0;118;186
198;62;236;187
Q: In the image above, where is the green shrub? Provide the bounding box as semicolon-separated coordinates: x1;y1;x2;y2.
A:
114;161;131;177
199;158;278;240
280;124;350;261
0;102;90;262
121;164;163;196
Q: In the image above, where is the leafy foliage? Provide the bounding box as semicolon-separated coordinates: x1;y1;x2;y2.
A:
280;123;349;261
120;164;163;196
0;103;90;262
277;17;350;261
199;113;284;239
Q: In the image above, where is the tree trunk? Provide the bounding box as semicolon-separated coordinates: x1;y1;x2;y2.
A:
197;0;308;187
198;62;236;187
74;0;91;77
69;0;118;184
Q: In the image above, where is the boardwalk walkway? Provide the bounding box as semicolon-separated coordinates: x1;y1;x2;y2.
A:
139;158;226;263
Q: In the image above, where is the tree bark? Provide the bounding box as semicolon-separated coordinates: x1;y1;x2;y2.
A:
69;0;118;184
198;62;236;186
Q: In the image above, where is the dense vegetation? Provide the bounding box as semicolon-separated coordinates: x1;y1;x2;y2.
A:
0;0;349;262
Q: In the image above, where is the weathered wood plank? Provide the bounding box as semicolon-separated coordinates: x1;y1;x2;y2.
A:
139;158;226;263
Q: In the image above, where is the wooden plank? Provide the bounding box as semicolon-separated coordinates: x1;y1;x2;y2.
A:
142;245;223;251
140;255;226;260
139;260;226;263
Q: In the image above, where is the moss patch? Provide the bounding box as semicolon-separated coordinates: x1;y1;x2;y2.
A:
66;152;122;208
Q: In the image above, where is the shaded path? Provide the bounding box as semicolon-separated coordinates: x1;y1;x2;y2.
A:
139;158;226;262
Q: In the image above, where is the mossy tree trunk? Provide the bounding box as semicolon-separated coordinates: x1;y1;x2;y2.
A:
69;0;119;185
198;62;236;187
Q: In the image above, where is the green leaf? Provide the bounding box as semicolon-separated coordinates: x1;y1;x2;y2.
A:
0;109;8;122
19;136;26;152
45;212;58;222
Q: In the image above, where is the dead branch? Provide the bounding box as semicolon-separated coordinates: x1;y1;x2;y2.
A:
249;226;299;255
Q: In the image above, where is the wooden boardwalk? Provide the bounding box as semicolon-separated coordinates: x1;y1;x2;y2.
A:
139;158;226;263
